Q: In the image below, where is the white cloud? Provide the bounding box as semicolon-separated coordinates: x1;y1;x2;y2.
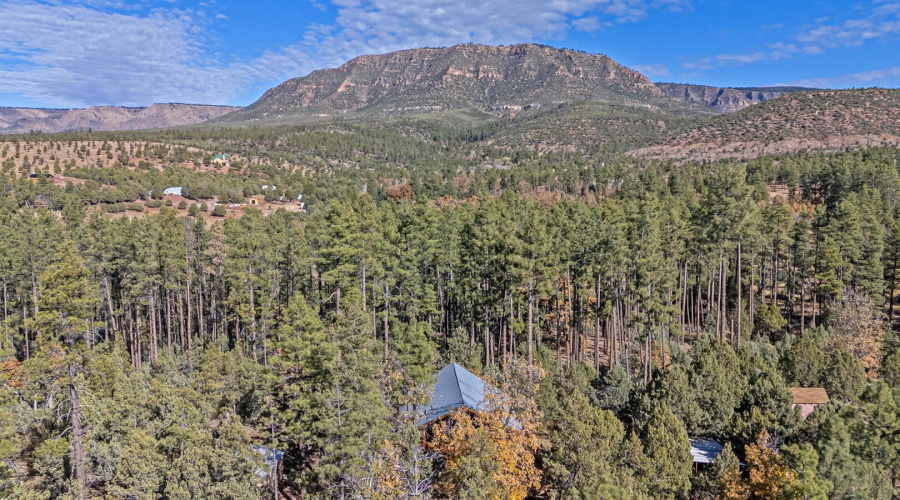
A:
717;52;768;64
797;3;900;47
786;66;900;88
0;2;235;107
680;58;712;70
633;63;670;77
302;0;689;61
767;42;800;60
572;16;604;32
689;39;804;70
0;0;691;107
680;1;899;77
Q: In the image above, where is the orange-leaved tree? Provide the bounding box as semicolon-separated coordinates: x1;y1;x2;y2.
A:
427;356;543;500
721;429;799;500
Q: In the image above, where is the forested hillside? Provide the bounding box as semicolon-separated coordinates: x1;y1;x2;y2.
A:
635;88;900;162
1;117;900;500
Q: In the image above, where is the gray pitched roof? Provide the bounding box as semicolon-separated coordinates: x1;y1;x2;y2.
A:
416;363;487;427
689;438;724;464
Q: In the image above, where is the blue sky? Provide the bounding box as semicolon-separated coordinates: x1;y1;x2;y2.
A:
1;0;899;108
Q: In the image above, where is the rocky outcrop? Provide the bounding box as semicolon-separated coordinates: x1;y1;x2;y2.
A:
225;43;683;122
0;103;238;134
656;83;815;113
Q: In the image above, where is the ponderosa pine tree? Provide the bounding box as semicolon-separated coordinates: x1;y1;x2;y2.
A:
23;241;99;500
697;162;756;344
816;236;843;304
884;220;900;319
282;304;388;497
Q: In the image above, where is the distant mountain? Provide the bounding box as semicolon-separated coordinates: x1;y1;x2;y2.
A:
219;43;708;124
655;83;817;113
0;103;239;134
633;88;900;162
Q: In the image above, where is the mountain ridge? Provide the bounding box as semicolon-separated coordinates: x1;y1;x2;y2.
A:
655;83;817;113
218;43;709;124
0;103;239;134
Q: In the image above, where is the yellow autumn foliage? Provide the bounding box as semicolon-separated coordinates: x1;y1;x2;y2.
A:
427;357;543;500
719;429;799;500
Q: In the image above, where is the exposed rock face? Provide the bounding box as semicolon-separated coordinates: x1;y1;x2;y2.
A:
656;83;815;113
228;43;675;121
0;103;238;134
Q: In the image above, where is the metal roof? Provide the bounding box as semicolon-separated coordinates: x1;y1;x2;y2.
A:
250;445;284;477
789;387;829;405
690;438;724;464
416;363;487;427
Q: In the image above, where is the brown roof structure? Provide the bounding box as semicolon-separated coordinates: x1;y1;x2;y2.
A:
790;388;829;405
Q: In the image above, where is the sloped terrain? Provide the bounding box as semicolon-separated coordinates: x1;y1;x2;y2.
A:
478;102;702;154
656;83;815;113
632;88;900;162
0;103;238;134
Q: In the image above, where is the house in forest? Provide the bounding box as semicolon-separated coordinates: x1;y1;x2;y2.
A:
251;445;284;478
251;445;285;498
789;388;829;420
212;154;229;167
415;363;488;428
689;438;743;472
163;187;183;196
690;438;724;469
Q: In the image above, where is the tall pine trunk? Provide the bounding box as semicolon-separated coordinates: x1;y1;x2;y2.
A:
69;365;86;500
527;281;534;367
737;242;742;347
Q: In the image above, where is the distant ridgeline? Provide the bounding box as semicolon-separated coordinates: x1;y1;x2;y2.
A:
0;103;238;134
